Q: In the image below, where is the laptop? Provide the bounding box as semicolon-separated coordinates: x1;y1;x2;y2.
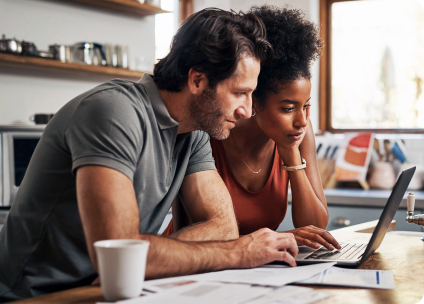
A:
295;166;416;266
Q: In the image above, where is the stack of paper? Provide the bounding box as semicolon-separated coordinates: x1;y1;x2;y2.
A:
97;263;396;304
106;282;331;304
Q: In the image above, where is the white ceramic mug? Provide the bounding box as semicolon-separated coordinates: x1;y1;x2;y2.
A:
94;239;150;301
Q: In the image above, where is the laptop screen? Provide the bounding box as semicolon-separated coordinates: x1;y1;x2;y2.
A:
360;166;416;263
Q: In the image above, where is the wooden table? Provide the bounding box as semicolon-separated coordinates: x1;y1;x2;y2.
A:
11;221;424;304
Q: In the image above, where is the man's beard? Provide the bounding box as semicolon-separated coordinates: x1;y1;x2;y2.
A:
188;86;229;140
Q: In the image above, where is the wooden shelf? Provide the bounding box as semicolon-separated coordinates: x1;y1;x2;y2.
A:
0;53;147;80
57;0;170;17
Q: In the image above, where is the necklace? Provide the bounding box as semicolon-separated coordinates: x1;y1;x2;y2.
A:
231;136;272;174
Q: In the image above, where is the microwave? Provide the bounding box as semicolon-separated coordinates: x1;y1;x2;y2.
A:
0;126;44;207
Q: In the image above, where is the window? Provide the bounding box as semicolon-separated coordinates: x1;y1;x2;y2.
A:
155;0;193;66
155;0;179;64
320;0;424;132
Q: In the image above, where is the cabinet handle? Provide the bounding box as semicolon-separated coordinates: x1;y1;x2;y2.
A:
333;217;351;227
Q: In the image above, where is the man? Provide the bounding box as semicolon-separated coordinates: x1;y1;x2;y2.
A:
0;8;298;301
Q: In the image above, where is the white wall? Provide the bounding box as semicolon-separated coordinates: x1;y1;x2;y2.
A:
193;0;320;131
0;0;155;125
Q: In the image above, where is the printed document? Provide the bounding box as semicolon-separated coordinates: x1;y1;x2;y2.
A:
99;282;331;304
144;262;335;289
296;266;395;289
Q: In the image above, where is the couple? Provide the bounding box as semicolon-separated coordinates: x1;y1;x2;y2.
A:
0;5;339;301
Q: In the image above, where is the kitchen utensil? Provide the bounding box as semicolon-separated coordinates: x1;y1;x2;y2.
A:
114;45;122;67
316;143;322;155
37;50;54;59
29;113;54;125
317;145;338;188
49;44;71;62
71;42;107;66
0;34;22;54
104;44;114;66
121;45;129;68
22;41;38;56
323;146;339;188
392;142;407;163
369;161;396;189
383;139;393;162
323;145;331;159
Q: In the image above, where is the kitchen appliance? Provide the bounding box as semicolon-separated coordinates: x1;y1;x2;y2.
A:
0;34;22;54
49;44;72;62
0;126;44;208
71;42;107;66
105;44;129;68
22;41;38;56
29;113;54;125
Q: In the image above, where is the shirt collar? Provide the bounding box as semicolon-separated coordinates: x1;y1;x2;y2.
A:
138;74;179;130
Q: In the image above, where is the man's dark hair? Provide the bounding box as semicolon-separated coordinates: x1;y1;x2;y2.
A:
153;8;273;92
251;5;323;107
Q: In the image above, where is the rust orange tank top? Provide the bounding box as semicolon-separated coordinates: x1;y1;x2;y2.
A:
162;137;289;236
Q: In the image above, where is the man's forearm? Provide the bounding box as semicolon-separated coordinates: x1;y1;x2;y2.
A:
142;228;298;280
142;233;237;279
170;218;239;242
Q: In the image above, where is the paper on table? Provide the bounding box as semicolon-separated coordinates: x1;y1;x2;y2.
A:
103;281;273;304
99;282;331;304
194;262;336;287
143;262;335;289
295;266;395;289
245;286;332;304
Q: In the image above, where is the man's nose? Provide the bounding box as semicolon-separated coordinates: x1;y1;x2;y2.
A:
235;95;253;119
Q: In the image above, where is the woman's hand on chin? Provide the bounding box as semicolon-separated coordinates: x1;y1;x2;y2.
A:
284;225;341;251
276;128;307;166
276;143;302;167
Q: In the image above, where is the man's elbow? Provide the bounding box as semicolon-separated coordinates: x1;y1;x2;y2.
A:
218;217;239;240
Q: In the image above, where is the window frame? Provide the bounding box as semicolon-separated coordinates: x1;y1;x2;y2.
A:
319;0;424;133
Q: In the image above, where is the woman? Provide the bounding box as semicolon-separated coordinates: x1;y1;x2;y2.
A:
164;5;340;250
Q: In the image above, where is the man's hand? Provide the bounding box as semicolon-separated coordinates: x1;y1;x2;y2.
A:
233;228;298;268
285;226;341;251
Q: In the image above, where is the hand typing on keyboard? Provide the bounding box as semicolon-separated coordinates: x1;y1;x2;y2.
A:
304;243;366;260
284;225;341;251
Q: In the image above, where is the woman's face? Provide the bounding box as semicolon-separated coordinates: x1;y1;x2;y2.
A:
254;78;311;149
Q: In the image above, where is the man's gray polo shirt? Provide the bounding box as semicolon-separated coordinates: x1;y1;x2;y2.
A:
0;74;216;301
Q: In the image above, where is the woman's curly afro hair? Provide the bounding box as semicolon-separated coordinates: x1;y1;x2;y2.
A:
250;5;323;107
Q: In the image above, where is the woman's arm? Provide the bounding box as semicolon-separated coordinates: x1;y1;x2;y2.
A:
292;120;327;228
278;120;340;250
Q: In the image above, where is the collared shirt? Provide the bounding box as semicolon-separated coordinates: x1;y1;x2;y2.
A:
0;74;216;301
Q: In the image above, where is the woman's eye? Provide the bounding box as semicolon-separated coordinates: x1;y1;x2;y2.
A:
303;104;311;110
236;92;247;96
282;107;295;113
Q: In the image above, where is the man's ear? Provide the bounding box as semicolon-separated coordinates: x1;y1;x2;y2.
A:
187;68;208;95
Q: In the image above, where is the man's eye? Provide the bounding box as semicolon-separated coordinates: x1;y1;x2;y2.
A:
236;92;247;96
303;104;311;110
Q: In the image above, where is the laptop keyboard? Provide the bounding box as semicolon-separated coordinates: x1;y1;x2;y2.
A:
303;242;366;260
